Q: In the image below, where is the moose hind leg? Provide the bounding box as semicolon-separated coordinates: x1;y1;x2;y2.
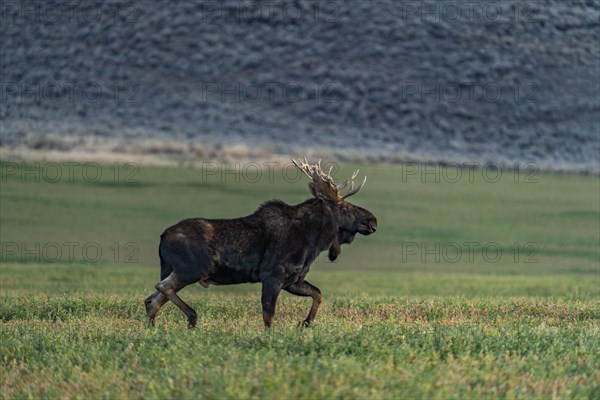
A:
284;280;322;327
155;273;198;328
144;291;169;326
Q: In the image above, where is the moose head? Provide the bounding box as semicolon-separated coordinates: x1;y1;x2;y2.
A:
292;158;378;261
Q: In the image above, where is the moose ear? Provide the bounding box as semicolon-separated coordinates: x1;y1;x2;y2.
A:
308;183;319;199
308;182;339;201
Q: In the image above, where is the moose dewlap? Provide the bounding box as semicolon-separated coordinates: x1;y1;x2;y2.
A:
144;158;377;328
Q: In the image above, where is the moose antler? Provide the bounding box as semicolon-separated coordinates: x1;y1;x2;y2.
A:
291;158;367;201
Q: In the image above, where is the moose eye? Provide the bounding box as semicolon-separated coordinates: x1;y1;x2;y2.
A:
341;204;352;213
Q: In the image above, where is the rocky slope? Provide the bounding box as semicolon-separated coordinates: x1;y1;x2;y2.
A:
1;0;599;171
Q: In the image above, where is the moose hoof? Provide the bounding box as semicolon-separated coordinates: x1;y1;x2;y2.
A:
187;316;197;329
299;320;310;328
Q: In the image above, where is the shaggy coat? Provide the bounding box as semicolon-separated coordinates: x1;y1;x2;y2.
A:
145;162;377;328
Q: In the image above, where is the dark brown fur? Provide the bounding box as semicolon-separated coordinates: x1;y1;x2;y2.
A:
145;197;376;328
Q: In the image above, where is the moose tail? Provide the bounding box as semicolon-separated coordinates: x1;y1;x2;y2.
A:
158;237;173;281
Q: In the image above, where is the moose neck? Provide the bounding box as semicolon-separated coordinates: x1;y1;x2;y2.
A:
296;198;339;247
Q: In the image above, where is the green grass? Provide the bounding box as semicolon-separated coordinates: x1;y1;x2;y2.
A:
1;160;599;399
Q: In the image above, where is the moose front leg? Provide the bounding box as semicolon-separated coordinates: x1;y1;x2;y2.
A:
284;280;322;327
261;279;282;328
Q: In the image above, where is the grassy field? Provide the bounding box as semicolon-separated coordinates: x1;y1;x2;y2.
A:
1;159;599;399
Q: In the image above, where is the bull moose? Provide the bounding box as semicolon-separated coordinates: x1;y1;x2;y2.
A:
144;158;377;328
